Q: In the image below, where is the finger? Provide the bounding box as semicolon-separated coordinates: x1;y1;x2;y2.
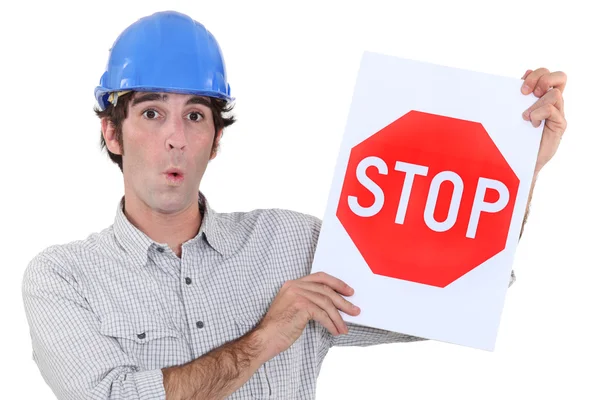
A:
308;303;343;336
529;104;564;129
521;69;533;80
521;67;550;96
300;289;348;334
532;71;568;97
302;271;354;296
522;88;564;121
299;281;361;316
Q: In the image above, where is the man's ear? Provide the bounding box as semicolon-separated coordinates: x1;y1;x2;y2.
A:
102;118;122;155
209;129;223;160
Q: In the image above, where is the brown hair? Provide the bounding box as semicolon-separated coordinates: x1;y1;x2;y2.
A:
95;92;236;172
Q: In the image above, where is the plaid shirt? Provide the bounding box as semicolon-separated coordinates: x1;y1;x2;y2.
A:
22;192;431;400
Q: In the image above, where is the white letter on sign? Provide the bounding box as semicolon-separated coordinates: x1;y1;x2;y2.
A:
348;156;387;217
424;171;464;232
394;161;429;224
467;177;510;239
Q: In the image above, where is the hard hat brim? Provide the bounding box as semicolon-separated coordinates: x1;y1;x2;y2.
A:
95;86;235;111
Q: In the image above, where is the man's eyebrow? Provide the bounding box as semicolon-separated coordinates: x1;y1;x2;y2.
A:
185;96;211;107
130;93;211;108
131;93;165;107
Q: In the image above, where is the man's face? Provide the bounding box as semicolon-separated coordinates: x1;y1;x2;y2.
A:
115;92;220;214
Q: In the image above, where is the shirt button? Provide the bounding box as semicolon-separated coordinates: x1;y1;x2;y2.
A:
196;321;204;329
185;277;192;285
157;247;165;253
137;332;146;339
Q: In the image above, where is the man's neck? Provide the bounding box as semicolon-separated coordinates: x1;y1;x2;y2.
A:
123;195;202;258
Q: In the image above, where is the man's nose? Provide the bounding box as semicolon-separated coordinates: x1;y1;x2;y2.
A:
166;117;187;150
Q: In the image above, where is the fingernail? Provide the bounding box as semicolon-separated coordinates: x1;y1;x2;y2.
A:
353;305;361;313
349;287;354;295
521;84;531;94
522;110;530;120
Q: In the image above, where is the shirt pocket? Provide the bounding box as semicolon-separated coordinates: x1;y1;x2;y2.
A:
100;312;185;369
234;315;273;399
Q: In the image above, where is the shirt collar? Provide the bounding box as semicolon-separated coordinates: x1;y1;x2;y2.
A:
197;192;232;257
113;191;231;266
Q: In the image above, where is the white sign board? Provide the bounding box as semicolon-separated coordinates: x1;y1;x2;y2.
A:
310;51;543;351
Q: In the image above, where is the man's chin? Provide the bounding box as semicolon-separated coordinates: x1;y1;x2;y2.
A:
150;188;197;214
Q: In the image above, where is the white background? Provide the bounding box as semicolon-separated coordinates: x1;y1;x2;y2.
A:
1;0;598;398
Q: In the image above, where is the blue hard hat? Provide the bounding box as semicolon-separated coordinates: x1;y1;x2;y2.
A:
94;11;233;111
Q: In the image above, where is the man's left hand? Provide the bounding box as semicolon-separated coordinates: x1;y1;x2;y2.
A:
521;68;568;174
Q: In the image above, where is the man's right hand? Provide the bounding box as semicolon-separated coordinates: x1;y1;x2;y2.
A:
256;271;361;361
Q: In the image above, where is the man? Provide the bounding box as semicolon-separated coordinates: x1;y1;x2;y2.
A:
22;10;567;400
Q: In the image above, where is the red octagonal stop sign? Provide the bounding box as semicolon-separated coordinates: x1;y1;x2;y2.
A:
336;110;520;287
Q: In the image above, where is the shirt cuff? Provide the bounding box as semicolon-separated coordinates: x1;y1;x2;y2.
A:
133;369;166;400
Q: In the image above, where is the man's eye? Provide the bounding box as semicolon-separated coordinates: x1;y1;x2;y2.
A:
187;112;203;122
142;109;159;119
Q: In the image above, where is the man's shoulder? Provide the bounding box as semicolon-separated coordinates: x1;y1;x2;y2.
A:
208;207;323;258
214;207;322;235
23;227;112;284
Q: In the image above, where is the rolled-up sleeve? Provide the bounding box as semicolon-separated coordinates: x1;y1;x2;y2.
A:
332;323;427;347
22;255;166;400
